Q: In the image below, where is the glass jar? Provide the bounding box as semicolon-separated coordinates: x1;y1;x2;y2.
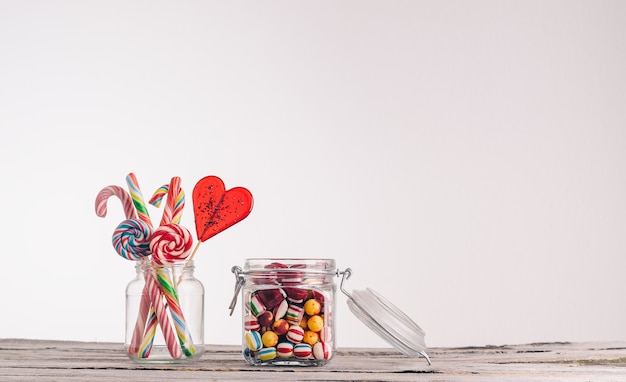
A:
125;258;204;363
231;258;337;366
231;258;432;367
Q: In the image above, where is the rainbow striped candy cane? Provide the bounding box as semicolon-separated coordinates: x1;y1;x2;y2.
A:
126;173;183;359
144;176;196;357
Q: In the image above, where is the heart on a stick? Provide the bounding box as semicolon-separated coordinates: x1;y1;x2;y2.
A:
192;176;253;242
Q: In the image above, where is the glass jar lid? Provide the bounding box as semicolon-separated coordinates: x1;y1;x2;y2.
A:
339;268;431;365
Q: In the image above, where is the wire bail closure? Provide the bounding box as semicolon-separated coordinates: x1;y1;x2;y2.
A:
337;268;353;298
229;266;245;316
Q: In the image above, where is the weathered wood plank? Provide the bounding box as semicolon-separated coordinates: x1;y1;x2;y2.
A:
0;339;624;381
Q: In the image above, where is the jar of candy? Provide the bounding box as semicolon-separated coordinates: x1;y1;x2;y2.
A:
230;258;432;366
125;259;204;363
230;258;336;366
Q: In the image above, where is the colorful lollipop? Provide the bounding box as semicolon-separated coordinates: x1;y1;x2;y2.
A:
123;172;183;359
112;218;152;260
95;184;154;356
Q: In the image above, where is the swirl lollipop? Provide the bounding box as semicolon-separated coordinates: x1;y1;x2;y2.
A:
112;219;152;260
150;223;193;265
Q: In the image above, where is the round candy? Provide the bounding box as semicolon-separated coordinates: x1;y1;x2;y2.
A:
262;330;279;348
258;311;274;327
284;287;309;303
303;330;319;346
313;341;332;360
244;315;260;331
276;342;294;358
307;315;324;332
286;305;304;325
272;319;289;336
112;218;152;260
149;223;193;264
249;294;267;316
258;347;277;361
257;288;285;310
286;325;305;343
293;343;312;359
304;299;321;316
245;331;262;351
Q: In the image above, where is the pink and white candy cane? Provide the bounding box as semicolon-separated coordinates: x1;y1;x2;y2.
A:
95;185;136;220
95;185;149;355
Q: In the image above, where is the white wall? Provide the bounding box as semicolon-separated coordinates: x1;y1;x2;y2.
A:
1;0;625;349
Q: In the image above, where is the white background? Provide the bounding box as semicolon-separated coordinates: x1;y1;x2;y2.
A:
1;0;625;349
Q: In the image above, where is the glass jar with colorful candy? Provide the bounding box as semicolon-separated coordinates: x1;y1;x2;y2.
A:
232;258;336;366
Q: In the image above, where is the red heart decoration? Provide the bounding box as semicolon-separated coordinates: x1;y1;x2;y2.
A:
192;176;254;242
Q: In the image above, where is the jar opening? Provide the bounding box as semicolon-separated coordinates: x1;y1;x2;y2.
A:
244;258;336;273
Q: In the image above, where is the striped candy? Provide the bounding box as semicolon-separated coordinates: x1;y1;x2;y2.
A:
149;177;185;226
126;173;153;229
145;269;183;359
137;306;157;358
112;219;152;260
313;341;332;360
258;347;277;361
277;342;294;358
249;294;266;316
244;315;260;331
245;331;262;351
285;305;304;325
156;267;196;357
149;224;193;265
286;325;304;343
293;343;312;359
95;185;136;219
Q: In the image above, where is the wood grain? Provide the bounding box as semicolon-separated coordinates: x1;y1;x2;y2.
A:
1;339;624;381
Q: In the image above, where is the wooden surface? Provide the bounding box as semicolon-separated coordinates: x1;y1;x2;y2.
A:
0;339;625;381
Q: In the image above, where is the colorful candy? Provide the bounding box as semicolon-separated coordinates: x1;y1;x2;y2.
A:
249;294;266;316
261;331;279;348
286;325;304;343
285;305;304;325
155;268;196;357
304;299;321;316
276;342;294;358
245;331;262;351
313;341;332;360
95;185;136;220
239;260;335;365
272;319;289;335
112;219;152;260
303;330;319;346
244;315;260;331
293;343;312;359
307;315;324;332
258;347;277;361
149;224;193;265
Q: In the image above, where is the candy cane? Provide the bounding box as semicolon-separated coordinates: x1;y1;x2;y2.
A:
95;186;150;356
149;176;185;226
144;176;196;356
95;185;136;219
125;173;182;359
